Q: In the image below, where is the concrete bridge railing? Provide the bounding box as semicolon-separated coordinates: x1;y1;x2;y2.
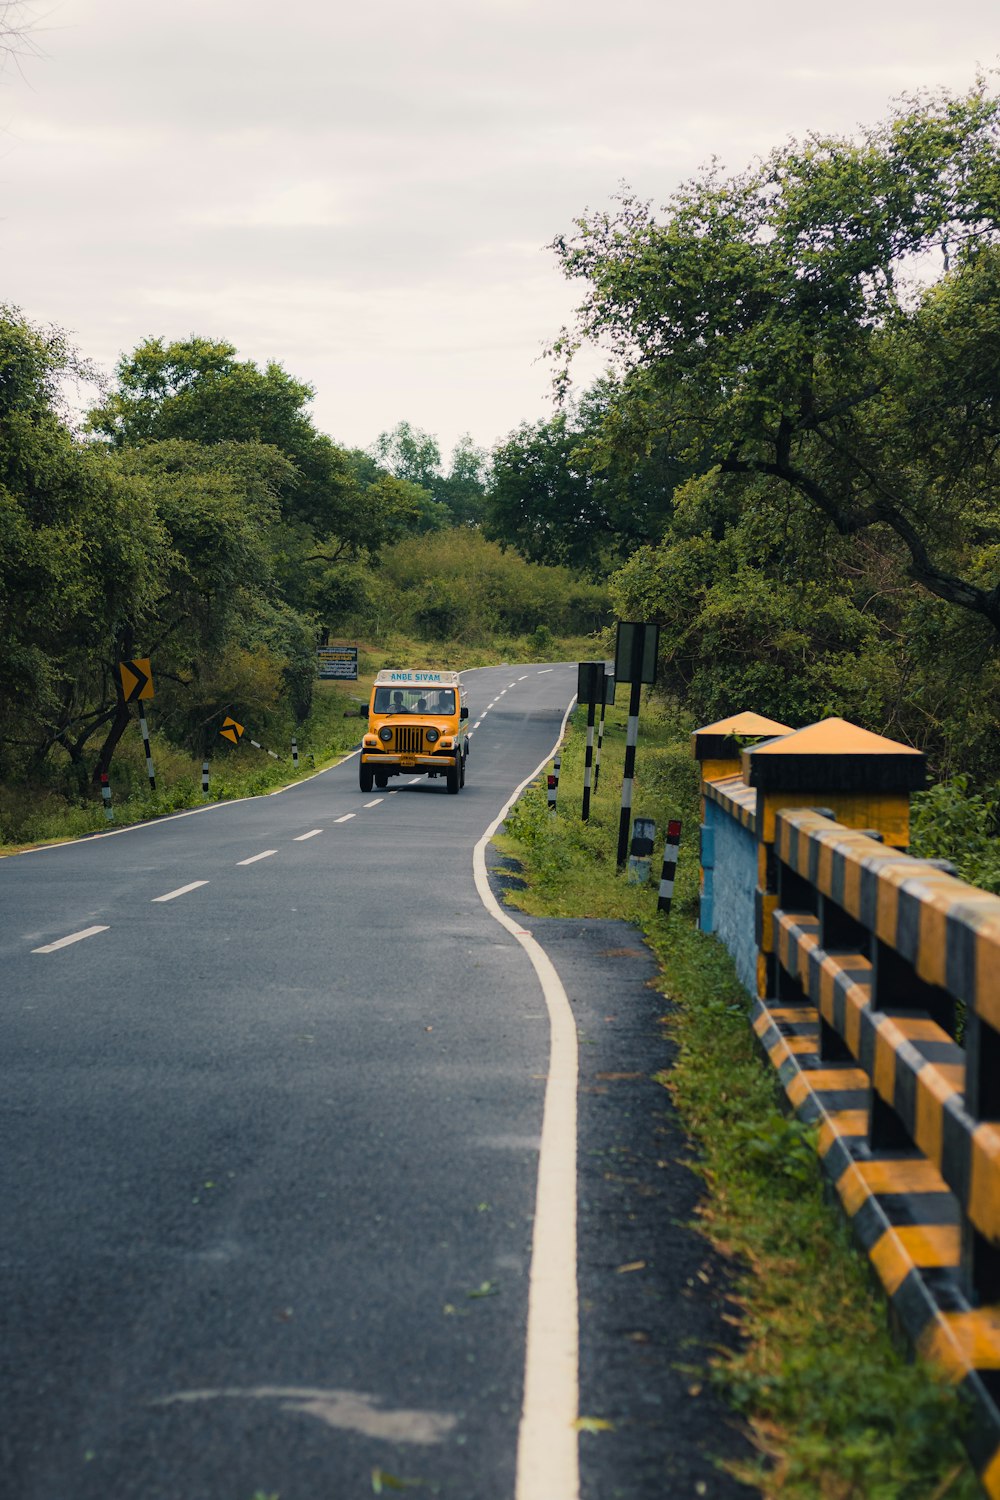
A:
694;713;1000;1498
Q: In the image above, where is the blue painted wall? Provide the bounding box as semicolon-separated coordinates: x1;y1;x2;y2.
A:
701;800;758;994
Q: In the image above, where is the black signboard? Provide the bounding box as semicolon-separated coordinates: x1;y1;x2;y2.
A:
317;645;359;681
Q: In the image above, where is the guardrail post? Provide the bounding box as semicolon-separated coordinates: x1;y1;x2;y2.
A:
743;717;925;1003
547;755;560;814
691;713;793;937
292;738;299;769
202;760;210;797
657;819;681;914
100;772;113;822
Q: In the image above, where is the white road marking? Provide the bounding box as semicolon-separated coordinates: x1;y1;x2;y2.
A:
152;880;209;903
32;925;109;953
472;698;579;1500
293;829;324;841
335;813;356;823
363;798;384;808
508;681;517;687
538;668;554;674
408;776;423;784
237;850;277;866
152;1385;457;1442
473;721;482;729
518;675;528;681
389;790;399;795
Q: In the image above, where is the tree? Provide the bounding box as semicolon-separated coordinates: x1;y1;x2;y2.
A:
371;422;489;528
371;421;442;492
87;337;408;554
438;434;489;526
551;81;1000;634
0;309;168;782
487;383;682;573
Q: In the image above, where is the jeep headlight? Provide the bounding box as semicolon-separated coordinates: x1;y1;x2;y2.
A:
378;726;393;743
426;727;440;743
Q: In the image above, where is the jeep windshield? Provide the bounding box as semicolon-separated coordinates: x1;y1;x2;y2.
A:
373;687;456;715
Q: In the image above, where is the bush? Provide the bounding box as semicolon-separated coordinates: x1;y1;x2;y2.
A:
909;776;1000;894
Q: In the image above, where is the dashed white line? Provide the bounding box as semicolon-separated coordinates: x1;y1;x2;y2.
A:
363;798;384;808
152;880;209;903
293;829;324;841
335;813;356;823
518;675;529;681
538;668;554;674
473;721;482;729
237;850;277;866
32;925;109;954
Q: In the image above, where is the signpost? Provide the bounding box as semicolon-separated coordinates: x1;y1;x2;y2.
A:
593;663;615;793
576;661;604;820
118;658;156;791
317;645;359;681
614;622;660;871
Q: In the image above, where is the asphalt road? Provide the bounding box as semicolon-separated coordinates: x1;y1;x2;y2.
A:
1;664;581;1500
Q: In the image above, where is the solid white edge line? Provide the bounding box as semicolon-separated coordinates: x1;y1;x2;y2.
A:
151;880;209;903
32;925;109;953
293;829;324;841
472;696;579;1500
236;850;278;866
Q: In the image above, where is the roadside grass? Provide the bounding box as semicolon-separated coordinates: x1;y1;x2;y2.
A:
0;630;599;853
493;699;980;1500
0;679;365;852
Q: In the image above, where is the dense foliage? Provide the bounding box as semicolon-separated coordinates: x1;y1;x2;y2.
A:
0;316;608;804
535;80;1000;786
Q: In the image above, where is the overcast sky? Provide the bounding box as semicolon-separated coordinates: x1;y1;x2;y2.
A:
2;0;998;462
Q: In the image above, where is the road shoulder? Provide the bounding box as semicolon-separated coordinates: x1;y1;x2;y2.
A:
489;855;759;1499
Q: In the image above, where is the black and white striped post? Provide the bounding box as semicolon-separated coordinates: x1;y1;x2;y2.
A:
292;738;299;770
547;754;561;814
100;772;113;822
658;819;682;914
593;664;614;793
202;760;210;797
249;738;281;760
614;622;660;872
577;661;603;821
137;702;156;792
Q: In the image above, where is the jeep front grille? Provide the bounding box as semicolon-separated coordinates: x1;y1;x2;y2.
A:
395;725;423;754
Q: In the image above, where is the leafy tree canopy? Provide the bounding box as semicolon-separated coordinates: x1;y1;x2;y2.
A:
372;421;488;527
86;337;418;568
486;380;684;574
552;80;1000;632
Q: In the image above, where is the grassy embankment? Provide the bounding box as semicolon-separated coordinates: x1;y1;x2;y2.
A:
493;697;980;1500
0;632;594;853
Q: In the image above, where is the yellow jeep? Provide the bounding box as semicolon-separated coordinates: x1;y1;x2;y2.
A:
360;669;469;794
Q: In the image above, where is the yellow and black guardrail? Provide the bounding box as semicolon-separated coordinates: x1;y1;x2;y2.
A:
694;713;1000;1495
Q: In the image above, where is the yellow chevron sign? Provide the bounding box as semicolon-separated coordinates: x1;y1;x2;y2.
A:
219;717;245;745
118;658;154;701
